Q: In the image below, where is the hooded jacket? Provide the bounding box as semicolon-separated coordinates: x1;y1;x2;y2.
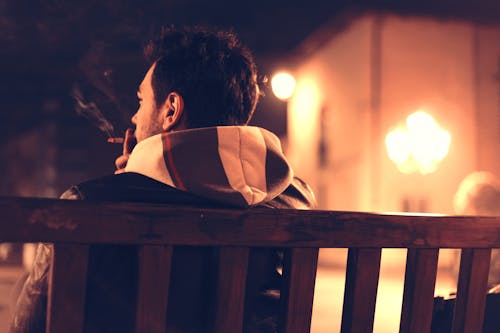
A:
10;126;316;333
123;126;313;208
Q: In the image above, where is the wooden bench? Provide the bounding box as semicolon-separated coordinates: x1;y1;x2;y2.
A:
2;197;500;333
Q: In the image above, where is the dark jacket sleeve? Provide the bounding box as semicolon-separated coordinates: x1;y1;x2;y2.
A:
9;244;52;333
9;188;82;333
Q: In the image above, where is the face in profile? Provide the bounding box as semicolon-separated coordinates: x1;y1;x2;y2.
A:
132;63;164;142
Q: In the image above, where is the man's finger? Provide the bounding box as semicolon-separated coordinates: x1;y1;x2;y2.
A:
123;128;136;155
114;168;126;175
115;155;129;170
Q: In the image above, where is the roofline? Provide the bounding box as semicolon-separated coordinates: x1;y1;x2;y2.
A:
287;3;500;64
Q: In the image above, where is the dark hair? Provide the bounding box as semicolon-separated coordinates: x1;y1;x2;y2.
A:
144;26;259;127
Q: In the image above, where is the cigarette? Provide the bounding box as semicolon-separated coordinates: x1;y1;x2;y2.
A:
107;137;124;144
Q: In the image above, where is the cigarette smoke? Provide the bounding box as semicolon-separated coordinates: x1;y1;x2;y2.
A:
72;85;115;137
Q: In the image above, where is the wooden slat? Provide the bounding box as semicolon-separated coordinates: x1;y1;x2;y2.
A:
3;197;500;248
135;245;173;333
341;248;382;333
46;244;89;333
4;198;500;333
212;247;249;333
279;248;319;333
451;248;491;333
399;248;439;333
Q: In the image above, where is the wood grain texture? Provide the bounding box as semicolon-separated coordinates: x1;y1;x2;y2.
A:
399;248;439;333
2;197;499;333
279;248;319;333
451;248;491;333
1;197;500;247
212;247;249;333
135;245;173;333
340;248;382;333
46;244;89;333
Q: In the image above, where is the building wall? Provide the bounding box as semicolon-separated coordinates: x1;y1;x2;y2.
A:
289;13;500;214
378;16;476;214
475;26;500;175
288;14;374;211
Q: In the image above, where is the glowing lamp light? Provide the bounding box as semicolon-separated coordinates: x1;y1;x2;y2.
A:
271;72;296;100
385;110;451;175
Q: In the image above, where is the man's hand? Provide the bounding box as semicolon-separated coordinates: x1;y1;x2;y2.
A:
114;128;136;174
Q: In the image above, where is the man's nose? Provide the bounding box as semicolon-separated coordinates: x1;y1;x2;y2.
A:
131;113;137;124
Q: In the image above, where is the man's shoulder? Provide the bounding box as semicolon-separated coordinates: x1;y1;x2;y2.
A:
264;177;317;210
61;172;316;209
61;172;222;206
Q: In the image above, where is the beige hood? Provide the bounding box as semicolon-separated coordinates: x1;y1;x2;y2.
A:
125;126;294;207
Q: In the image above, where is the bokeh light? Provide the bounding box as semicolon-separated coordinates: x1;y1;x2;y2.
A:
271;72;296;100
385;110;451;174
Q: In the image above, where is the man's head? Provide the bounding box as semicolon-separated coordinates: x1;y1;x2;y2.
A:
454;171;500;216
132;26;260;142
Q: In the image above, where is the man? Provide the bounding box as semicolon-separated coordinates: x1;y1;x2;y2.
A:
432;172;500;333
453;171;500;287
10;26;315;333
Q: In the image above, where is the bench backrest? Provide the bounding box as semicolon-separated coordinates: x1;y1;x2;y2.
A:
2;197;500;333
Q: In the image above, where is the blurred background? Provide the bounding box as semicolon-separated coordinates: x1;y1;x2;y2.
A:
1;0;500;332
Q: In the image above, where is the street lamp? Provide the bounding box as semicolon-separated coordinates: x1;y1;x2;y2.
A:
385;110;451;175
271;71;296;100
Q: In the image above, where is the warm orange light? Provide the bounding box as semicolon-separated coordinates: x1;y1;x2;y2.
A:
271;72;296;100
385;110;451;174
287;76;320;168
385;128;411;164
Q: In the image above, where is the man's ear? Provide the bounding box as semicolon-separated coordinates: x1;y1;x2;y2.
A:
161;92;185;132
